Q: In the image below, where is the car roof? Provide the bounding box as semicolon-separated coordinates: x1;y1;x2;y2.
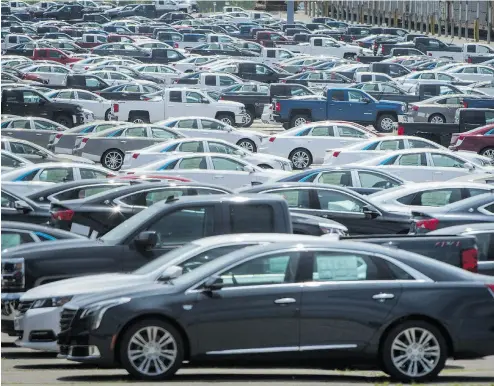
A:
429;222;494;235
190;233;319;248
239;182;361;195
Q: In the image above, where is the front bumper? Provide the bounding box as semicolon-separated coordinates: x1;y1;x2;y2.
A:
234;113;249;125
15;307;61;352
1;292;25;335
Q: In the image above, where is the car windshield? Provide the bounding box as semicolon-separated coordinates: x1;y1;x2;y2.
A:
133;243;200;275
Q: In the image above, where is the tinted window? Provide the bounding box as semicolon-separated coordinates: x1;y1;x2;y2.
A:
80;169;108;179
177;141;204;152
358;171;399;189
431;153;465;168
39;167;73;182
411;189;463;206
180;244;252;273
230;204;274;233
316;189;364;212
310;126;334;137
408;139;438;149
1;192;16;208
318;171;352;187
267;188;310;208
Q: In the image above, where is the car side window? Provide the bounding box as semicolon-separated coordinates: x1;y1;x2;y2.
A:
408;139;438;149
317;171;352;187
180;244;253;273
431;153;465;168
22;91;42;104
337;126;366;138
358;171;399;189
185;91;203;103
470;232;494;261
169;91;182;102
208;142;236;154
177;157;207;169
145;206;214;247
310;126;334;137
1;231;35;249
1;192;17;208
378;140;403;150
482;203;494;214
10;119;32;130
316;189;364;213
411;188;463;206
151;128;178;139
144;188;186;206
266;188;310;208
124;127;147;137
10;142;40;155
80;169;108;179
39;168;74;182
78;92;98;101
176;119;198;129
177;141;204;152
312;252;393;282
211;157;246;171
201;120;224;130
397;154;426;166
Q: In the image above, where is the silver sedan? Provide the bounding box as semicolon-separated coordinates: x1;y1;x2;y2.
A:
408;94;464;124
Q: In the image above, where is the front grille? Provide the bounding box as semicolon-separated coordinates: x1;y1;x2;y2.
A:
60;308;77;332
17;301;34;316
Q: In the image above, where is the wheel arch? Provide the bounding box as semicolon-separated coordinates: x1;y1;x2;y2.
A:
289;109;312;120
128;110;150;123
376;110;398;120
113;312;192;364
378;314;454;359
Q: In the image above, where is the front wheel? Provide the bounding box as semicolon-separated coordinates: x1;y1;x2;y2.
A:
216;113;234;127
289;148;312;169
480;147;494;159
105;108;112;121
119;319;184;381
237;139;256;152
242;110;254;128
101;149;124;171
55;114;73;128
380;321;447;383
428;114;445;124
376;114;397;133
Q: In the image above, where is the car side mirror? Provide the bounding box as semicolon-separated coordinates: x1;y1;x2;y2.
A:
202;275;224;291
39;99;46;106
158;265;183;282
362;97;371;104
363;205;379;219
14;200;32;213
245;165;255;173
201;98;210;104
464;162;475;171
134;231;158;249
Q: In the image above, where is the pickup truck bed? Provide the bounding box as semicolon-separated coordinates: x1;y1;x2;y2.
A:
398;122;460;147
344;234;480;272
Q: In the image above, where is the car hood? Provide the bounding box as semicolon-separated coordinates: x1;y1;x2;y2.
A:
21;273;148;301
377;99;407;110
216;100;244;108
56;154;94;164
256;168;291;177
2;239;104;259
47;101;81;112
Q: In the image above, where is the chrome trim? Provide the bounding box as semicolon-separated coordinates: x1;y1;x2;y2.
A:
274;297;296;304
299;344;357;351
206;344;357;355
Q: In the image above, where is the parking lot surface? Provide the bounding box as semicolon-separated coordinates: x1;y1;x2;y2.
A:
2;335;494;386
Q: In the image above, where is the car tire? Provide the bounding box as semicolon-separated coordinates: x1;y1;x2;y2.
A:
480;147;494;159
216;113;235;126
101;149;124;171
129;113;149;124
380;320;447;383
105;109;112;121
55;114;73;128
428;114;445;124
119;318;184;381
282;123;290;130
376;114;397;133
343;53;356;60
236;139;256;152
290;114;310;128
242;109;255;128
289;148;312;169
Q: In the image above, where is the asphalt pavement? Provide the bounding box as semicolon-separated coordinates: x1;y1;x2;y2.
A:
2;334;494;386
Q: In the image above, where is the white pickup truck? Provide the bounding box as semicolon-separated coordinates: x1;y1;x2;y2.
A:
282;37;367;59
173;72;245;91
112;87;248;126
1;34;34;51
175;34;238;50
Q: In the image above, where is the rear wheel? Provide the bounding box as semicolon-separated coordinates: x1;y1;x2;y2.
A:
105;108;112;121
129;113;149;124
101;149;124;171
428;114;445;124
289;148;312;169
242;109;255;128
380;321;447;383
480;147;494;159
216;113;235;126
290;114;310;128
55;114;73;128
119;319;184;381
237;139;256;152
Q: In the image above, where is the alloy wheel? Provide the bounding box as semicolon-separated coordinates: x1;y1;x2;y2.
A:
481;148;494;159
380;117;395;132
294;117;307;126
238;140;254;152
291;150;310;169
390;327;441;379
127;326;178;377
429;115;444;124
104;151;123;170
220;117;233;125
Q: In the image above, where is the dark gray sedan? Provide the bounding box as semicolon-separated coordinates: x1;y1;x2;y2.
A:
1;116;67;147
91;43;152;59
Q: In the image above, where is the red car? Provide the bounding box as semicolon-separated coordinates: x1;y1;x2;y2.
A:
449;123;494;158
32;48;81;64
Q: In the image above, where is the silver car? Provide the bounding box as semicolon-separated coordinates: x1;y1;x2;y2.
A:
408;94;464;124
1;150;32;173
1;117;67;147
121;137;293;170
47;121;129;155
73;124;186;170
1;137;94;164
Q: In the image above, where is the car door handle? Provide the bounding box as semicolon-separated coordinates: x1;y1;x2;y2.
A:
372;293;395;301
120;140;127;143
35;133;42;136
6;132;13;135
274;297;296;304
213;175;224;179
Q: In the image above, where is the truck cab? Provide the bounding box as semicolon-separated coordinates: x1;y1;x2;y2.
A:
284;36;362;59
32;48;80;65
1;34;33;50
43;4;85;20
79;33;107;48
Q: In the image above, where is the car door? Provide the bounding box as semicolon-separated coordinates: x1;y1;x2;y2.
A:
300;250;403;349
344;89;376;123
75;90;106;119
210;156;253;188
171;118;200;137
31;119;62;148
49;65;70;86
198;119;233;142
8;140;46;163
1;119;34;143
428;152;472;181
354;170;402;194
165;155;211;183
186;250;303;354
118;126;149;152
183;90;211;116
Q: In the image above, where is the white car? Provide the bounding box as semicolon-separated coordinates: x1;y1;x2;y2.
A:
131;64;183;84
121;137;292;170
446;65;494;82
171;56;219;73
14;233;318;352
159;116;267;152
69;56;113;72
45;89;114;121
259;121;377;169
323;135;491;167
354;149;494;182
86;71;157;87
396;71;462;92
368;181;494;213
123;153;290;189
20;64;72;86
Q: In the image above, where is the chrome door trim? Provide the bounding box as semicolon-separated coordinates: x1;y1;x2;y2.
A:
299;344;357;351
206;344;358;355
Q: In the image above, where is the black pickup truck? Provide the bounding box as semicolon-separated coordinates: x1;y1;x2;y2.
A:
1;86;85;127
220;83;315;126
399;108;494;146
379;37;462;58
49;74;110;92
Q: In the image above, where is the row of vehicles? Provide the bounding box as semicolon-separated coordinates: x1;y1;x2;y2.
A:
1;3;494;384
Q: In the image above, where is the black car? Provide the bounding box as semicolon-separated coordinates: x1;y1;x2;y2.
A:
277;167;405;195
240;182;412;234
1;221;85;249
57;240;494;382
50;182;233;236
189;43;259;57
97;83;163;100
228;62;289;84
281;71;352;88
429;223;494;275
410;193;494;234
1;187;50;224
91;43;152;59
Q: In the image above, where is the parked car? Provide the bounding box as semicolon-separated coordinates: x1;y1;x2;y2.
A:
45;89;114;121
0;150;32;173
409;95;475;124
449;124;494;159
1;186;53;222
2;221;85;250
72;124;185;170
122;138;292;171
1;116;67;147
97;82;163;101
57;240;494;382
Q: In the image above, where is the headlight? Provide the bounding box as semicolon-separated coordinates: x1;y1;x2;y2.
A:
319;224;348;236
401;104;406;112
1;258;25;292
31;296;73;309
80;297;131;330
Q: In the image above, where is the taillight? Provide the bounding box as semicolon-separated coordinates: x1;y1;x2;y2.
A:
280;79;286;83
333;151;340;157
173;42;178;48
380;45;384;54
268;137;276;142
397;126;404;135
84;66;89;70
113;103;119;112
55;133;63;139
275;102;281;112
463;101;468;108
456;135;465;145
132;153;139;159
411;105;419;111
415;218;439;231
82;137;89;143
51;209;74;221
461;248;478;272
